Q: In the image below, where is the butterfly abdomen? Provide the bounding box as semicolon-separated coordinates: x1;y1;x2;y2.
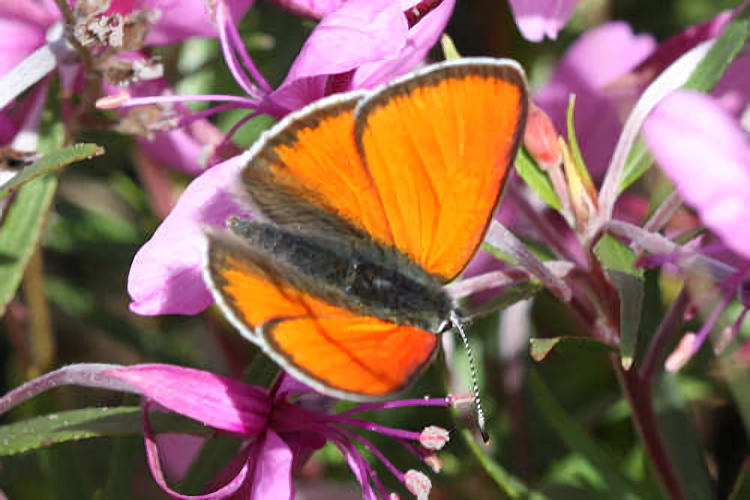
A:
227;217;453;333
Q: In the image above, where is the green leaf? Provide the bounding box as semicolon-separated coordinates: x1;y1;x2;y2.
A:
0;407;211;456
565;95;593;188
529;370;642;497
0;143;103;201
104;437;140;500
458;428;537;499
653;374;714;500
608;271;644;370
593;234;642;277
683;5;750;92
529;336;615;362
593;235;644;368
42;444;92;500
619;139;653;193
618;6;749;193
515;147;562;210
728;463;750;500
0;174;58;316
467;280;542;319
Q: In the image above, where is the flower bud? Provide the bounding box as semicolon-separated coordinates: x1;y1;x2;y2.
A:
523;103;562;169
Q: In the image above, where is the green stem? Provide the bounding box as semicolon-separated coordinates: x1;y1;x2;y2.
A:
458;428;540;499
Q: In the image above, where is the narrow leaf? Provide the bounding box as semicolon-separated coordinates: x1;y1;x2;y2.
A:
653;374;714;500
0;174;57;316
593;234;642;277
683;6;750;92
529;370;641;496
0;143;104;200
728;462;750;500
0;407;211;456
608;271;644;370
619;139;653;193
458;428;536;499
515;147;562;210
565;95;594;189
530;336;615;362
618;5;750;193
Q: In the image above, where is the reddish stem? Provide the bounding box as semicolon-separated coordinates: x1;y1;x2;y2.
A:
617;365;685;500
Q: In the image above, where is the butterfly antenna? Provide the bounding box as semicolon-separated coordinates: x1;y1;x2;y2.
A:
450;311;489;443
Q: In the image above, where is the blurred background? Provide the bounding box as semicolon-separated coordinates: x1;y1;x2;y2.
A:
0;0;746;498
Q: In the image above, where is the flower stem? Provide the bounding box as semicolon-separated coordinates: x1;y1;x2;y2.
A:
616;364;685;500
458;428;538;499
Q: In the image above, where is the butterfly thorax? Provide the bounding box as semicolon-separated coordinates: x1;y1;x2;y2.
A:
228;217;453;333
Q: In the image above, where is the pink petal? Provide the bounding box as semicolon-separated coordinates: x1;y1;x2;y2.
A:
268;0;346;19
268;0;453;113
145;0;255;46
143;404;252;499
284;0;407;81
0;18;48;78
534;22;656;176
0;1;58;28
712;56;750;119
250;430;294;499
106;364;272;434
127;153;253;315
643;90;750;259
352;0;455;89
507;0;579;42
155;433;205;480
268;0;408;111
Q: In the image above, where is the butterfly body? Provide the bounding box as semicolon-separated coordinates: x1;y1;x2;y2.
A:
225;216;453;333
205;58;528;399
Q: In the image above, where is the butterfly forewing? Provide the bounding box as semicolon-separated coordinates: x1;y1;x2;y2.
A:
354;59;528;281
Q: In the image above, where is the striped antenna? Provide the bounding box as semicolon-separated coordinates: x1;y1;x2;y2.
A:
451;311;489;443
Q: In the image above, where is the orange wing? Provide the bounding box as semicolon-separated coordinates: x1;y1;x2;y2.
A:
242;92;395;246
354;59;528;281
205;234;438;399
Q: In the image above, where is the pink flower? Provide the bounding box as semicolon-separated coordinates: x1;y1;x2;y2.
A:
126;0;455;315
643;91;750;259
507;0;579;42
642;89;750;370
533;12;733;179
107;0;455;121
534;21;657;177
267;0;347;19
0;363;454;499
0;0;253;175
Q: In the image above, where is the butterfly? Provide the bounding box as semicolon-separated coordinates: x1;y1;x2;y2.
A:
204;57;528;402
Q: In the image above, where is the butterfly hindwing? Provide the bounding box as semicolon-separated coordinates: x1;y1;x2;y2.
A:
205;232;439;399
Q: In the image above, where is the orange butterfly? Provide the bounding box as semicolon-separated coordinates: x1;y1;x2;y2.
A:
204;58;528;401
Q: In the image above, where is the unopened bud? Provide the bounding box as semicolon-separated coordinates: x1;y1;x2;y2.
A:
419;426;449;450
524;103;562;169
